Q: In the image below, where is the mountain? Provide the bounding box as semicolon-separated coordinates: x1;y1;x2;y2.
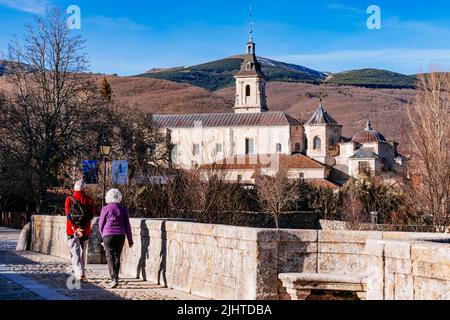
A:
325;69;417;89
136;56;417;91
135;56;327;91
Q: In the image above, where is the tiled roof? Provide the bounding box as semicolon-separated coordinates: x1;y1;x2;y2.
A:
153;112;303;129
305;179;341;190
306;103;339;125
352;121;387;144
279;154;328;169
199;154;327;171
349;148;380;159
199;155;273;170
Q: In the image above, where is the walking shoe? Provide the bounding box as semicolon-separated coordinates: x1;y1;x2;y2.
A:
108;280;118;289
80;275;88;282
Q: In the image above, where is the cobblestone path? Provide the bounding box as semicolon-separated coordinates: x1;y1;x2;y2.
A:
0;227;200;300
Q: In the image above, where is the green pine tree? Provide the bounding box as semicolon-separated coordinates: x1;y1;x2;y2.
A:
100;77;112;103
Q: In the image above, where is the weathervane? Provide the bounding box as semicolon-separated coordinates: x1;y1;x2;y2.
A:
249;5;254;41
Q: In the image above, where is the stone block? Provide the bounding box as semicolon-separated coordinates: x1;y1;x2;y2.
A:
393;273;414;300
318;253;367;274
319;230;379;243
279;230;318;242
411;242;450;264
384;240;411;260
319;242;366;255
412;261;450;281
413;276;450;300
385;257;412;274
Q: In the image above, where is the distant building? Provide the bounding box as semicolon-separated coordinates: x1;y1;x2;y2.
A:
153;35;405;188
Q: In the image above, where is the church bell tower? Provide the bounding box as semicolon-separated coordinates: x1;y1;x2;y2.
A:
233;35;268;114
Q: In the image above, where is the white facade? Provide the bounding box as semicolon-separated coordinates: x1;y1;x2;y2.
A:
234;77;267;114
170;125;299;169
153;38;405;187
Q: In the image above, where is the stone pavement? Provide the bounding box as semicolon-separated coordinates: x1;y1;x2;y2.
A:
0;227;201;300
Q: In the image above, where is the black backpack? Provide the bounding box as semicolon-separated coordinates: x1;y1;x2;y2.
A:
67;196;92;227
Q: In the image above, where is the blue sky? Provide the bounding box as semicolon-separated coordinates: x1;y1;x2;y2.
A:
0;0;449;76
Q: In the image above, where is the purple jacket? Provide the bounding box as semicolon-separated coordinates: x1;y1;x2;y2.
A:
98;204;133;245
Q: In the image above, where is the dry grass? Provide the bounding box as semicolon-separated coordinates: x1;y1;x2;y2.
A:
101;75;233;115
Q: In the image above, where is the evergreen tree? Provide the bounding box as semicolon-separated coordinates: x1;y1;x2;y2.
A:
100;76;112;103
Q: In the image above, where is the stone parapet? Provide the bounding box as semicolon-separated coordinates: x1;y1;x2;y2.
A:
30;215;450;300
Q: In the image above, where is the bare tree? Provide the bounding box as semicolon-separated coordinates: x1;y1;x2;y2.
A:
340;187;366;230
255;165;299;229
0;9;104;212
308;186;340;220
406;70;450;232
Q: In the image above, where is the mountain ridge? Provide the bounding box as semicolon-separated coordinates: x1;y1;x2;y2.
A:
135;56;416;91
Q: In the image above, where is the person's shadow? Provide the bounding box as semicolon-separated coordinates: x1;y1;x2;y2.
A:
136;220;150;281
157;220;167;287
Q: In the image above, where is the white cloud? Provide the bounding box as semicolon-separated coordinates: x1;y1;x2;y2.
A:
0;0;49;14
273;49;450;74
327;3;364;14
84;15;150;32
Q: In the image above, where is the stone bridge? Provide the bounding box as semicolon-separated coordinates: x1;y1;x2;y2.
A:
28;216;450;300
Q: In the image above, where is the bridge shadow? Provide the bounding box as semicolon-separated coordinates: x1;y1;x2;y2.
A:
157;220;167;288
0;250;136;300
136;219;150;281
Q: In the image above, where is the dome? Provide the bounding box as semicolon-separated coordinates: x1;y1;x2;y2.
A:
352;121;387;144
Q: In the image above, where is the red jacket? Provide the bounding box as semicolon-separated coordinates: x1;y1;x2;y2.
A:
65;191;97;237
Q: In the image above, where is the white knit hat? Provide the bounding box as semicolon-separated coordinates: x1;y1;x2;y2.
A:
105;188;123;204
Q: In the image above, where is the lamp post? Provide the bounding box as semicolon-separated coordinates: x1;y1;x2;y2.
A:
100;144;112;207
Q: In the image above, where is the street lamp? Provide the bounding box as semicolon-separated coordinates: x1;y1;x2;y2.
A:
100;143;112;207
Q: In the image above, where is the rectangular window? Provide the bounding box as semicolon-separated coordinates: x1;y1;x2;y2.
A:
237;175;242;183
276;143;282;153
216;143;223;154
245;138;255;155
299;173;305;181
193;144;200;156
295;143;301;151
358;161;371;175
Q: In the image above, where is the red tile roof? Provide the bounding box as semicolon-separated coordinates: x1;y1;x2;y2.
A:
305;179;341;190
279;154;328;169
199;154;328;171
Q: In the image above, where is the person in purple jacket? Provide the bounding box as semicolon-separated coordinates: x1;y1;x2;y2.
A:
98;188;134;288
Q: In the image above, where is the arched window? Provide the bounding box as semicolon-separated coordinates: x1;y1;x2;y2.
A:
245;85;251;97
246;62;252;70
313;136;322;150
329;137;336;150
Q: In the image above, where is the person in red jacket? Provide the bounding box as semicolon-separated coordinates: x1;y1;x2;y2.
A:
65;180;97;281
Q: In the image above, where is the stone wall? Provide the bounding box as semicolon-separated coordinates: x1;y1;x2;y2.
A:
367;238;450;300
30;215;450;300
31;215;104;264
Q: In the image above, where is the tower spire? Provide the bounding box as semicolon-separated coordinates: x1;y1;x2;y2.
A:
249;5;254;42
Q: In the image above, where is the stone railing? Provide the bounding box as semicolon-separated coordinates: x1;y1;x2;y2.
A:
1;212;32;229
31;215;104;264
30;215;450;300
366;237;450;300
